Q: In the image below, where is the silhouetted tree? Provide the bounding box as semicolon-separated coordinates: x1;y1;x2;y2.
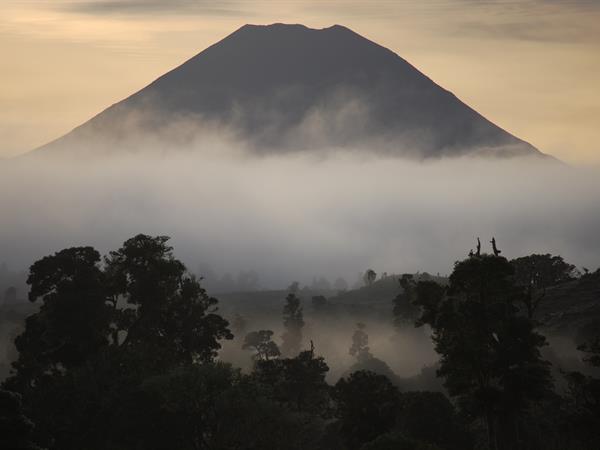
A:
349;322;372;362
510;253;577;319
104;234;232;368
281;291;304;357
363;269;377;286
490;237;501;256
561;334;600;449
0;389;41;450
346;324;398;382
333;371;400;450
8;247;112;390
3;235;234;450
243;330;280;361
413;253;552;450
579;335;600;368
288;281;300;293
393;274;421;326
120;362;323;450
254;347;330;415
396;391;473;450
360;432;441;450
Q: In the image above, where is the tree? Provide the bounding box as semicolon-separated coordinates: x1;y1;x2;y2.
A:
243;330;281;361
346;324;398;382
0;389;42;450
363;269;377;286
125;362;239;450
392;274;422;326
349;323;371;362
105;234;232;368
579;336;600;368
510;253;576;319
118;362;324;450
396;391;472;450
360;432;441;450
562;335;600;449
287;281;300;293
8;247;112;390
413;253;552;450
333;371;400;450
3;235;234;450
253;347;330;415
281;291;304;357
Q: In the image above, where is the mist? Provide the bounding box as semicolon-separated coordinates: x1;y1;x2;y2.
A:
1;142;599;289
218;313;439;383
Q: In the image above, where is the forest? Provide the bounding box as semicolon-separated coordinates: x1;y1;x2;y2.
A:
1;233;599;450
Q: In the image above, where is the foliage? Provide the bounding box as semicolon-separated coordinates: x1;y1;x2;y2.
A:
413;253;552;450
333;371;400;450
560;334;600;449
510;254;577;319
281;291;304;357
363;269;377;286
393;274;431;326
3;234;233;449
3;238;599;450
0;389;42;450
360;432;441;450
349;322;371;361
242;329;280;361
9;247;111;389
253;348;330;415
578;336;600;368
105;234;232;368
396;391;472;450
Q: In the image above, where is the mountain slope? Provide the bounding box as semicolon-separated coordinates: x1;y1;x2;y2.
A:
34;23;545;158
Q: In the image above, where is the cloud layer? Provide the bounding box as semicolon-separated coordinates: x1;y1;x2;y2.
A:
1;145;598;289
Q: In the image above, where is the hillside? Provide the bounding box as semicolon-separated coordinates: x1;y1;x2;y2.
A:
539;270;600;340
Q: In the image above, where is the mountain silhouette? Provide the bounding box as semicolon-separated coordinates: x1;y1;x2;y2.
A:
34;23;546;158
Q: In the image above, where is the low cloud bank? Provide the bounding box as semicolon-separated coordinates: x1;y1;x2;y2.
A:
0;146;598;288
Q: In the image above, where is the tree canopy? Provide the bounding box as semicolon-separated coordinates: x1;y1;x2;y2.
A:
413;253;552;450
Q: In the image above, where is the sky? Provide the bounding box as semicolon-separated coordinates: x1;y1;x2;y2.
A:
1;0;599;164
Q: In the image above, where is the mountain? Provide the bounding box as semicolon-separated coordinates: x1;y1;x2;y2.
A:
33;23;546;159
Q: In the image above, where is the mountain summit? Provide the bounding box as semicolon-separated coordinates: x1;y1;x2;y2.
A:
35;23;545;158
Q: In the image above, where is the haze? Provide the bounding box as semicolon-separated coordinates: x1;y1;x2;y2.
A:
1;140;598;288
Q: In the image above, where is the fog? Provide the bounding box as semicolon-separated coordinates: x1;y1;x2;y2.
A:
1;142;599;289
2;141;599;383
218;315;440;384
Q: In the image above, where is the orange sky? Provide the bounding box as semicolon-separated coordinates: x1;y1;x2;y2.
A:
1;0;599;163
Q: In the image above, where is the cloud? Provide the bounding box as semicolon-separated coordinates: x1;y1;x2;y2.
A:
447;0;600;43
1;140;598;290
453;19;593;44
59;0;246;16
